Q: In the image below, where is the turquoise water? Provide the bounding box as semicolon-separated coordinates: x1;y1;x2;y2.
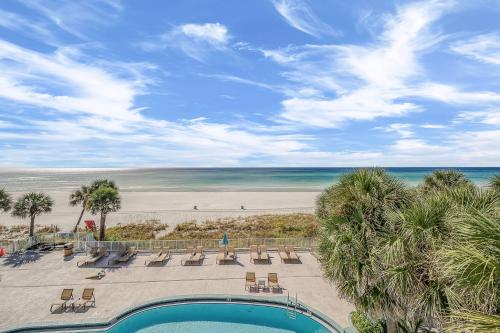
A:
0;167;498;192
102;303;332;333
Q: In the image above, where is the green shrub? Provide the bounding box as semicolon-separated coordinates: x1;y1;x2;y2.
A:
105;220;168;241
351;311;384;333
161;213;319;240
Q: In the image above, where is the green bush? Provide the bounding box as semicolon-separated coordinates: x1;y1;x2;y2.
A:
351;311;384;333
105;220;168;241
160;213;319;240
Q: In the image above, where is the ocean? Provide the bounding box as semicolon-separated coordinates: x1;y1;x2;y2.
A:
0;167;498;192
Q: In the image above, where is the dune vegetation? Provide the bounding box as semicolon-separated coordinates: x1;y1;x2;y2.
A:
100;213;319;241
161;213;319;240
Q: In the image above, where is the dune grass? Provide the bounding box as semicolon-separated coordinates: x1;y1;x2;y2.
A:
98;213;319;241
104;220;168;241
161;213;319;240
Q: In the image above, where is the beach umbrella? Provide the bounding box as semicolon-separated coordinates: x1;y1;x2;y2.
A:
220;233;229;250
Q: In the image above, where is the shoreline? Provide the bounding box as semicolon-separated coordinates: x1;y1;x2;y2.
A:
0;191;320;232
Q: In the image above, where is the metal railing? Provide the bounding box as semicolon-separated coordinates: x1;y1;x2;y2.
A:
0;232;94;254
77;237;318;253
0;232;317;254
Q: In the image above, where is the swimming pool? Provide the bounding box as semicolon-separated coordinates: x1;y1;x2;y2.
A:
101;302;335;333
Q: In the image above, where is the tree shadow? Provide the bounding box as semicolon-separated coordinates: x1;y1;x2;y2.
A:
2;251;45;267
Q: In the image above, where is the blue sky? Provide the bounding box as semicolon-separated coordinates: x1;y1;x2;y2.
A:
0;0;499;167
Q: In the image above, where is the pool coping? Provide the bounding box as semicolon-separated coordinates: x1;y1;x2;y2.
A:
4;294;348;333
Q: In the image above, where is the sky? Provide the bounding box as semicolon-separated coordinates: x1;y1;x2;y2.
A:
0;0;499;167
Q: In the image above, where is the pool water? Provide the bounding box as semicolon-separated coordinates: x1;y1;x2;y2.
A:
102;302;333;333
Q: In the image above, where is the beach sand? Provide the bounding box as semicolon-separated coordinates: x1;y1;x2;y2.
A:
0;191;320;232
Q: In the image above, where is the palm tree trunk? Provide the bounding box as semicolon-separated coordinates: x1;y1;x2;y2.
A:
99;212;106;241
73;207;85;233
29;215;35;237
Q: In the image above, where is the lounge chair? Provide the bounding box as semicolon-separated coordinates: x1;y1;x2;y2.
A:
50;289;73;313
286;246;300;262
245;272;257;291
183;246;204;265
144;247;162;266
181;247;194;265
145;247;170;266
250;245;259;262
278;245;290;263
228;246;237;261
268;273;281;292
72;288;95;311
259;245;270;262
77;246;107;267
109;246;137;265
216;247;225;264
217;246;237;264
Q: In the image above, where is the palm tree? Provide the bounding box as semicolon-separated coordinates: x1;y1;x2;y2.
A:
69;185;90;232
90;179;117;192
437;204;500;332
86;187;121;241
317;168;411;330
489;175;500;192
69;179;118;233
11;193;54;237
0;188;12;213
380;194;452;329
420;170;473;194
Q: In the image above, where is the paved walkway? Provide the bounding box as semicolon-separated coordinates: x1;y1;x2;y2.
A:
0;249;353;331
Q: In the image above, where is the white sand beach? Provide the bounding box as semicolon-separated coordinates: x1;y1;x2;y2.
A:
0;191;320;232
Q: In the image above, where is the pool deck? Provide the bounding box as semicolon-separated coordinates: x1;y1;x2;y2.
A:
0;249;354;332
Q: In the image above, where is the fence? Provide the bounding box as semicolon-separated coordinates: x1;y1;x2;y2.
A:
77;237;318;253
0;232;318;254
0;232;94;254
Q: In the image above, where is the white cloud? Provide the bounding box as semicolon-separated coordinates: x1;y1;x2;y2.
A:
0;40;147;121
140;22;231;61
420;123;446;129
180;23;229;45
280;90;418;128
451;33;500;65
19;0;123;39
457;109;500;126
376;123;414;138
261;0;500;132
0;9;56;43
200;74;282;92
271;0;340;38
413;83;500;104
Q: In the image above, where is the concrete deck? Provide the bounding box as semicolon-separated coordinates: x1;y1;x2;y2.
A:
0;249;353;331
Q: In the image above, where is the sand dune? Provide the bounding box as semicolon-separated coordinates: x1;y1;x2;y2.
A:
0;191;320;232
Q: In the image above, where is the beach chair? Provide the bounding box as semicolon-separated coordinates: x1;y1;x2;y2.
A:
72;288;95;311
259;245;270;262
245;272;257;291
268;273;281;292
181;247;194;265
154;248;171;265
250;245;259;262
77;246;107;267
183;246;204;265
50;288;73;313
216;247;225;264
109;246;137;265
144;247;170;266
227;246;237;262
278;245;290;263
286;246;300;262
